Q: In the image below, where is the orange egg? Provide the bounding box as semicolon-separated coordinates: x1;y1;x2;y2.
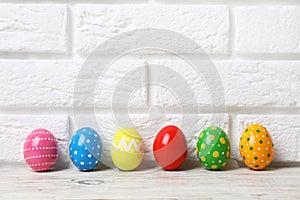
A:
239;124;274;170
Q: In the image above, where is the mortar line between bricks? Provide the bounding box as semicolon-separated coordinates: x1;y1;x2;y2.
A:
1;54;300;61
0;107;300;115
228;6;237;60
0;1;149;4
86;53;300;61
229;112;238;156
0;52;73;60
152;0;300;5
1;1;300;5
68;4;74;58
146;61;151;105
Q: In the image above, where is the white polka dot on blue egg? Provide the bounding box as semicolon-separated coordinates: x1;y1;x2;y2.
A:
69;127;102;171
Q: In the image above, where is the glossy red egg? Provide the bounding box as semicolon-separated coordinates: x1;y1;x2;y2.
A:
153;125;188;170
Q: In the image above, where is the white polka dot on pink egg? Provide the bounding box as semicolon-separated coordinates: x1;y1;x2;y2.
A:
23;128;58;172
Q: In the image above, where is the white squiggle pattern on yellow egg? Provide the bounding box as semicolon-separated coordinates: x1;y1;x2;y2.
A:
112;137;142;153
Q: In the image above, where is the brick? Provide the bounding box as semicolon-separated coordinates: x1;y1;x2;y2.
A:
75;5;229;54
218;61;300;107
0;4;68;53
235;6;300;54
147;59;300;107
0;59;147;108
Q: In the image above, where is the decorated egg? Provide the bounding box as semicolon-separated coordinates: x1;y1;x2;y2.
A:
240;124;274;170
196;126;230;170
153;125;187;170
111;128;144;171
69;127;102;171
23;128;58;172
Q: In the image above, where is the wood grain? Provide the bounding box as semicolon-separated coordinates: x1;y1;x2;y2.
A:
0;162;299;199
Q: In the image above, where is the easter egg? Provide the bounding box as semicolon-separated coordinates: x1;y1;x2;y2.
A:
111;128;144;171
196;126;230;170
153;125;187;170
69;127;102;171
240;124;274;170
23;128;58;172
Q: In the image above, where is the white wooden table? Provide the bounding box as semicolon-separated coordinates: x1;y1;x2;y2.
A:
1;162;299;199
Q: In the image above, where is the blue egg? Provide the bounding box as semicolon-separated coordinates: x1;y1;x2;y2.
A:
69;127;102;171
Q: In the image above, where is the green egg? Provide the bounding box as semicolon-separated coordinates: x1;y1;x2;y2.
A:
196;126;231;170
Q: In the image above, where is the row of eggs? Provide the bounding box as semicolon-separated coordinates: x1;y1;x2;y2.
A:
23;124;274;172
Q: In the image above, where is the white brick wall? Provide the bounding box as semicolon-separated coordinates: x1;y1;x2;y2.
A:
75;5;229;54
147;59;300;107
0;59;146;107
0;4;68;53
0;2;299;166
236;6;300;54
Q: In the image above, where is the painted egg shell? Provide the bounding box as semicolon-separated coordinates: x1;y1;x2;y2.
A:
23;128;58;172
240;124;274;170
111;128;144;171
153;125;187;170
196;126;230;170
69;127;102;171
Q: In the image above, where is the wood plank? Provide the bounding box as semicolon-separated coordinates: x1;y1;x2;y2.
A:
0;163;299;199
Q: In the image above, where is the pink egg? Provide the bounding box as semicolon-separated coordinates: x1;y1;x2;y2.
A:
23;128;58;172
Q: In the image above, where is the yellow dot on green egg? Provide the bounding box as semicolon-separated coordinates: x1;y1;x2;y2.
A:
226;151;230;158
222;162;227;167
211;165;218;169
209;135;215;141
220;137;225;144
201;143;206;149
199;133;204;138
213;151;219;158
211;126;217;130
201;157;206;162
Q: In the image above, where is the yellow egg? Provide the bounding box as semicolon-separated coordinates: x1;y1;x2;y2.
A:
111;128;144;171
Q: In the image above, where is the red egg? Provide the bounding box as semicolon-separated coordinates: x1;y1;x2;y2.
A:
153;125;188;170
